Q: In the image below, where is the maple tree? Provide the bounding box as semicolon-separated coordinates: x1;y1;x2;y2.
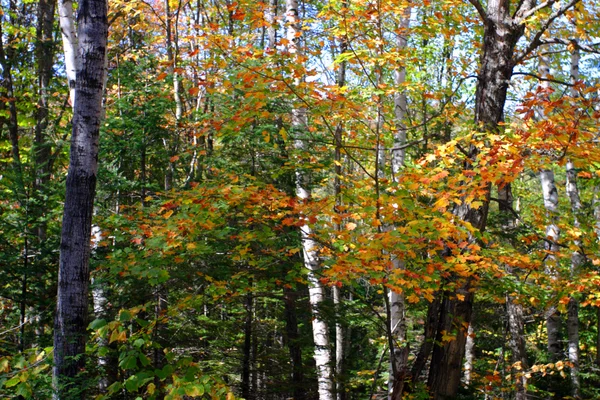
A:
1;0;600;399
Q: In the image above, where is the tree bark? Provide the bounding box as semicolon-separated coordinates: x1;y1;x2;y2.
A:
286;0;333;397
566;160;581;398
540;169;562;364
52;0;107;396
507;295;528;399
57;0;79;104
423;0;582;395
241;288;254;400
566;39;582;397
388;9;410;400
284;288;305;400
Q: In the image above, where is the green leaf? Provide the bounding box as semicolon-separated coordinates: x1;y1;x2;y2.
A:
119;355;137;370
139;353;151;367
119;310;132;322
125;376;140;392
107;382;123;394
89;318;107;330
4;376;20;388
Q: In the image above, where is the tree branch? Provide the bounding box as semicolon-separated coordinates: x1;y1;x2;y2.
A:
514;0;582;65
467;0;487;21
514;0;556;23
512;71;573;86
540;37;600;54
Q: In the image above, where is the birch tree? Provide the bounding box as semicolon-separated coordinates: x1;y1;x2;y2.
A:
52;0;108;396
286;0;333;398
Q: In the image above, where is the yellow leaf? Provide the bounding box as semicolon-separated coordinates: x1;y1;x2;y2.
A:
279;127;288;141
147;383;155;395
187;243;197;250
163;210;173;219
227;392;235;400
109;329;127;344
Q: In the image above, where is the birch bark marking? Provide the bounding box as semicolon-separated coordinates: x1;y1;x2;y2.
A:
58;0;79;105
52;0;108;396
388;6;410;400
540;168;561;361
286;0;333;398
536;49;563;371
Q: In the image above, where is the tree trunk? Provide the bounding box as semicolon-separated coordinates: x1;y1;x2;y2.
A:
388;9;410;400
57;0;79;105
265;0;278;49
507;295;528;399
566;40;582;398
242;289;254;400
409;293;441;387
566;159;581;398
52;0;108;396
427;1;529;396
428;287;474;399
286;0;333;397
284;288;305;400
540;168;562;363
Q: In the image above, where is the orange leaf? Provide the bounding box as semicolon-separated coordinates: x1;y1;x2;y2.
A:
157;72;168;80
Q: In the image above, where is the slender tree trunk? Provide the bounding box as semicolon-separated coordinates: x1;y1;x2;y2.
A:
35;0;57;196
52;0;108;396
507;295;528;399
284;288;305;400
463;324;474;385
286;0;333;397
57;0;79;104
265;0;278;49
409;293;441;387
565;161;581;398
388;10;410;400
566;40;581;398
242;287;254;400
540;168;561;361
333;14;347;399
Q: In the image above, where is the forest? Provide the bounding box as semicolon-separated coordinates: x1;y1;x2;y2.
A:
1;0;600;398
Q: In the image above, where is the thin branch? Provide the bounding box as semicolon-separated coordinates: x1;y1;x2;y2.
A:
514;0;556;23
512;71;574;86
514;0;582;65
540;37;600;54
467;0;487;21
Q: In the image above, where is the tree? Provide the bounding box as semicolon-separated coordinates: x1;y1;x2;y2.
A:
52;0;108;396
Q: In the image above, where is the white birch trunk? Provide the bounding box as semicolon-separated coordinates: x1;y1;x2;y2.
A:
287;1;333;398
333;285;343;400
464;324;474;385
540;169;561;362
388;9;410;400
537;50;562;367
265;0;278;49
57;0;79;105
